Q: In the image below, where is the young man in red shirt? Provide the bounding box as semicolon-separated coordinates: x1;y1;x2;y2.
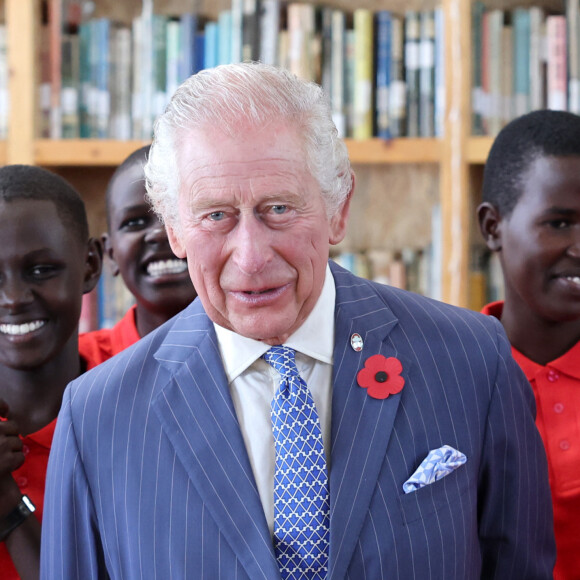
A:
79;145;197;362
478;109;580;580
0;165;102;579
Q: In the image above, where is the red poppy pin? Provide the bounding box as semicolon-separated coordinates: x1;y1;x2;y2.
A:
357;354;405;400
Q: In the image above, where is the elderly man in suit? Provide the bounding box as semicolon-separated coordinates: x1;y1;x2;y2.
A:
41;63;555;579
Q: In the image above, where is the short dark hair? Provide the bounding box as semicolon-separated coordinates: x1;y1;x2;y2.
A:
0;164;88;242
482;110;580;216
105;144;151;229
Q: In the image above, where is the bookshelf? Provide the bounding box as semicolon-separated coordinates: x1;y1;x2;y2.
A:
3;0;486;309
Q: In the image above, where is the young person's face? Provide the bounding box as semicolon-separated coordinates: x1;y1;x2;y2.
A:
492;155;580;323
104;161;197;317
0;199;94;369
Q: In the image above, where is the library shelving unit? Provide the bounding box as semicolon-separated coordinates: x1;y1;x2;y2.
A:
5;0;479;308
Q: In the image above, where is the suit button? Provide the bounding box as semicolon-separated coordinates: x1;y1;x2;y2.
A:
22;444;30;455
547;370;560;382
553;403;565;414
16;476;28;488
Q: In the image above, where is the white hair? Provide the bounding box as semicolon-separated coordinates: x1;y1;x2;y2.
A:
144;62;352;230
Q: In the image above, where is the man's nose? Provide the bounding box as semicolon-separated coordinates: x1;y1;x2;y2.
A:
0;277;34;309
144;223;168;245
231;215;273;275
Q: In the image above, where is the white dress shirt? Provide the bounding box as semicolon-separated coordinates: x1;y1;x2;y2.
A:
213;264;336;535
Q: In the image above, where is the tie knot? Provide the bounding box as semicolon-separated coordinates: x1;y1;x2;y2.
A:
263;346;300;378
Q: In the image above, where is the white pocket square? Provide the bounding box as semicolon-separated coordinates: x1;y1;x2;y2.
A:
403;445;467;494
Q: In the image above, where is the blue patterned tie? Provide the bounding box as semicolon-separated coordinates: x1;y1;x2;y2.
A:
263;346;330;579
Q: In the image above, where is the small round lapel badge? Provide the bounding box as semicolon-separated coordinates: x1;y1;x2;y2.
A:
350;333;364;352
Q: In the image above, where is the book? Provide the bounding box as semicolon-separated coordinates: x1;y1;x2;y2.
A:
178;12;199;81
287;3;317;81
419;10;435;137
471;1;485;135
375;10;392;140
0;25;7;140
166;17;181;98
344;27;356;137
330;9;346;137
230;0;243;63
60;1;81;138
204;21;219;69
546;15;567;111
109;24;132;140
320;6;333;100
512;8;530;118
152;14;168;118
49;0;63;138
352;8;373;139
434;7;445;137
389;15;405;137
567;0;580;113
259;0;280;66
501;21;513;126
218;10;233;65
93;18;110;138
486;9;504;136
529;7;546;111
242;0;261;62
404;10;420;137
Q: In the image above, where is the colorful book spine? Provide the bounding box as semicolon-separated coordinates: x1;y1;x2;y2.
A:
419;10;435;137
434;7;445;137
471;1;485;135
330;9;346;137
352;8;373;139
389;15;405;137
404;10;420;137
512;8;531;118
547;15;568;111
259;0;280;66
375;11;392;140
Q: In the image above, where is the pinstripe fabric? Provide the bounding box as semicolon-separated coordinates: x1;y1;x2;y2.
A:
40;261;555;579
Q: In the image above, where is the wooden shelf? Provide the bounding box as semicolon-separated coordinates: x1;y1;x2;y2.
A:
31;137;441;167
346;138;442;164
467;136;494;164
34;139;151;166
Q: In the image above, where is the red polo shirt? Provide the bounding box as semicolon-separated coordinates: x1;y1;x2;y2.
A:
0;350;105;579
482;300;580;580
78;304;141;367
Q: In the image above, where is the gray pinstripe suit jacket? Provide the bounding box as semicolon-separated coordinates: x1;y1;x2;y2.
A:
41;262;555;579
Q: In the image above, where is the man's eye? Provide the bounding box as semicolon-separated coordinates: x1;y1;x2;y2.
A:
272;205;287;215
30;265;57;278
121;217;147;230
550;219;570;229
209;211;226;221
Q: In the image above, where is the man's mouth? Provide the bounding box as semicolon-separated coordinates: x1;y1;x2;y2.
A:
0;320;46;336
146;259;188;278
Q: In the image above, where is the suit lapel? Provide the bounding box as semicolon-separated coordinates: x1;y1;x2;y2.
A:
327;264;405;579
151;302;279;580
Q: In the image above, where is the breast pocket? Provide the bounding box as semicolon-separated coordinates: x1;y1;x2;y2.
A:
397;462;471;525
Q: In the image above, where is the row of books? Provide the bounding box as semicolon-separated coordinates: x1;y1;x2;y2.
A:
39;1;445;140
472;1;580;136
469;246;504;311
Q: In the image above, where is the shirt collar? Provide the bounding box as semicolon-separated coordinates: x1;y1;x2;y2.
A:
214;264;336;383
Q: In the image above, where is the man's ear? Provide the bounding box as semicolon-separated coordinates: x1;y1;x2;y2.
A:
165;222;187;259
477;202;502;252
83;237;104;294
101;232;119;277
329;170;355;245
